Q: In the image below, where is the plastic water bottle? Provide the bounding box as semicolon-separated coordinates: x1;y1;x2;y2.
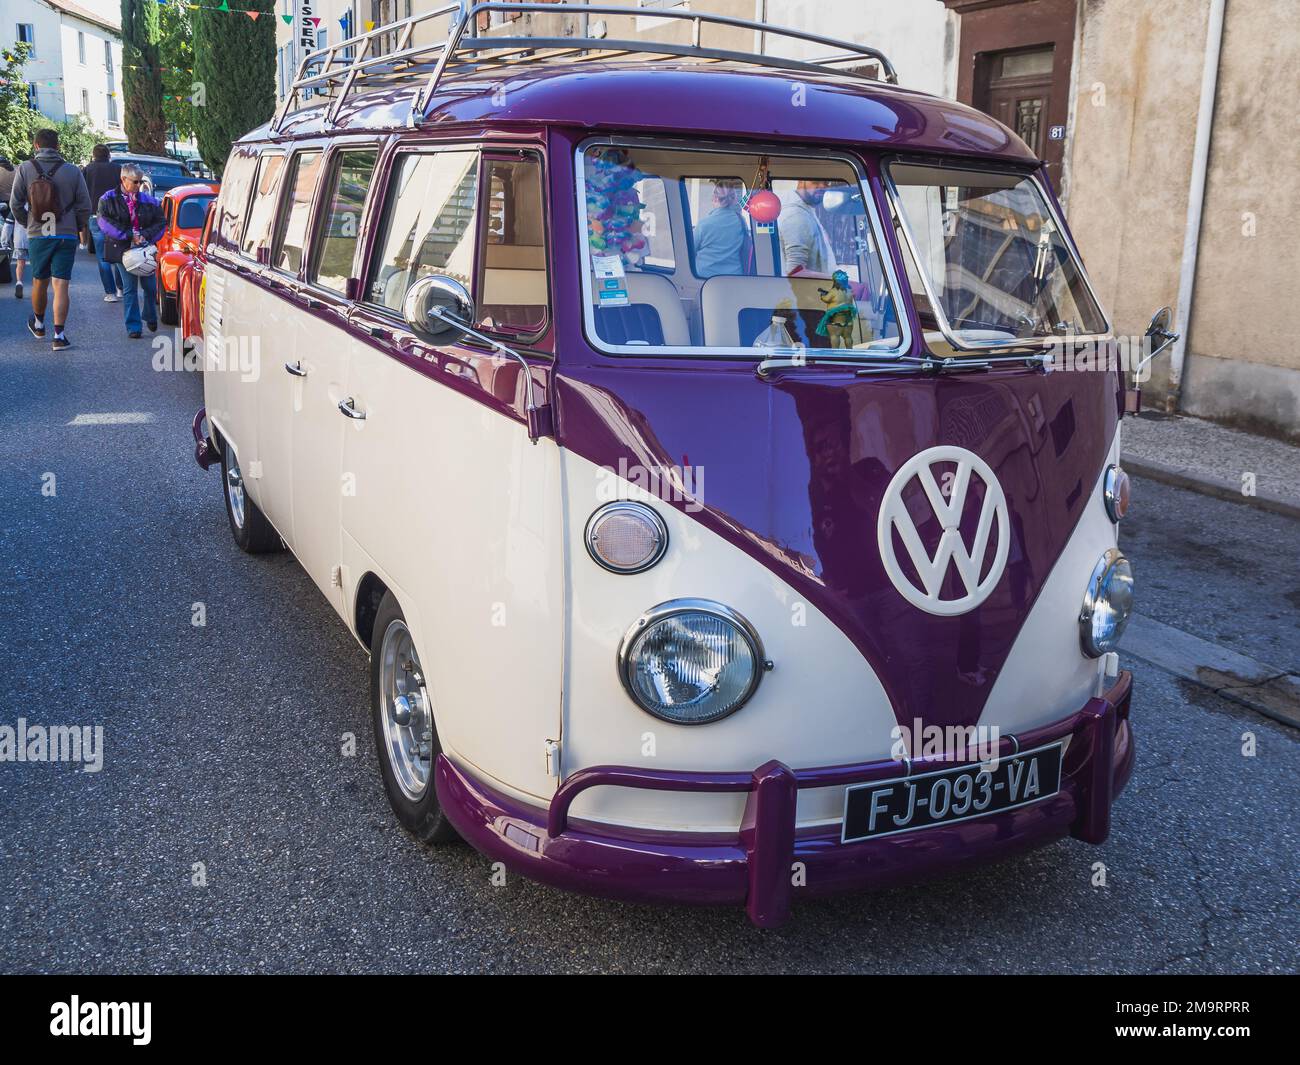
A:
751;315;797;350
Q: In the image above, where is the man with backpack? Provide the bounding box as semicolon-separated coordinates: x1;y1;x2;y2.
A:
8;128;92;351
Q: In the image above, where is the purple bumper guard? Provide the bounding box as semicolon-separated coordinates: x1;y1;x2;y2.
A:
435;673;1135;928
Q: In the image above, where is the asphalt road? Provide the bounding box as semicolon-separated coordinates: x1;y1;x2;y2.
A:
1;267;1296;974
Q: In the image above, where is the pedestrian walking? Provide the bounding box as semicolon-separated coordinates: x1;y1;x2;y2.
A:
81;144;123;303
8;128;92;351
96;164;164;338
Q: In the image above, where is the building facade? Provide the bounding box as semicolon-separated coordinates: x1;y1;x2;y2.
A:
8;0;126;138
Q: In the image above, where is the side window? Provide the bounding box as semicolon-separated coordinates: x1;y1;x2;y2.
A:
239;152;286;260
684;176;751;279
366;150;478;314
201;200;216;250
216;152;257;248
310;148;378;295
635;175;674;269
271;150;323;275
478;155;547;335
163;198;174;225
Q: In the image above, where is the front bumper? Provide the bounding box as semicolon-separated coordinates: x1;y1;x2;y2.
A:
436;672;1134;928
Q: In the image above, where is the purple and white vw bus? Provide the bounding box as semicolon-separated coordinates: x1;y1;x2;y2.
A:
195;3;1166;927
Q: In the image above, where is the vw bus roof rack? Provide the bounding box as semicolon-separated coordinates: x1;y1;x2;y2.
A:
272;1;899;133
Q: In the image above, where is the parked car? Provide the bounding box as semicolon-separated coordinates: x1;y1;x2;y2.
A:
113;152;193;196
176;199;215;347
156;181;219;326
192;3;1168;927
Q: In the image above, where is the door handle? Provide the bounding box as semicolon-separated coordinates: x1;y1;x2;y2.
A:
337;397;366;420
284;360;307;377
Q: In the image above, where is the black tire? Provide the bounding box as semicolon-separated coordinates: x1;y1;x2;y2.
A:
218;439;282;554
370;591;459;845
159;288;179;326
0;257;11;285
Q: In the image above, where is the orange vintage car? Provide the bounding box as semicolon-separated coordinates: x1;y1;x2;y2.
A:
157;181;219;326
176;199;216;346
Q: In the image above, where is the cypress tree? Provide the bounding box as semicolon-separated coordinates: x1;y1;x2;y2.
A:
192;0;276;177
121;0;165;153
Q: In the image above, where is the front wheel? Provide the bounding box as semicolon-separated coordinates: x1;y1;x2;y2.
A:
219;440;281;554
370;592;459;845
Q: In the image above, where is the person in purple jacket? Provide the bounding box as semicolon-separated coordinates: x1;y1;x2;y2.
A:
96;164;164;337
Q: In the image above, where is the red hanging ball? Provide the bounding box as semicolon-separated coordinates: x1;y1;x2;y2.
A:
745;190;782;223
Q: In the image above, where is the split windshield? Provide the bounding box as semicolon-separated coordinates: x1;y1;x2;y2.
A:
886;162;1107;347
578;144;904;356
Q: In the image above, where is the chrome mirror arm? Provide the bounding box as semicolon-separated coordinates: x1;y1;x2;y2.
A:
426;306;546;443
1135;329;1180;377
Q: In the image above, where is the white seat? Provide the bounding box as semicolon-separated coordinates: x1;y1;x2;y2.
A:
593;272;691;346
700;275;833;347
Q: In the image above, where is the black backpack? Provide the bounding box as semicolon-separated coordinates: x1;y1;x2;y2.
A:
27;159;64;228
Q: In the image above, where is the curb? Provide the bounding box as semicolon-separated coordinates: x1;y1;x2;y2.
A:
1123;456;1300;521
1121;614;1300;730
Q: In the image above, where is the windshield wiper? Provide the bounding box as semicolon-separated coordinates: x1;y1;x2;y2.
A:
755;351;929;378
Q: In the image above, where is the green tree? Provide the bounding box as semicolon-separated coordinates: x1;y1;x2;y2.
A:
1;46;104;164
160;4;195;142
121;0;166;153
0;44;37;161
192;0;276;177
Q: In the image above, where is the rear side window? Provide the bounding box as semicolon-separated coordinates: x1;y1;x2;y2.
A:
367;150;479;314
272;150;323;275
479;156;547;335
310;149;377;295
176;194;214;230
215;152;256;248
240;152;286;259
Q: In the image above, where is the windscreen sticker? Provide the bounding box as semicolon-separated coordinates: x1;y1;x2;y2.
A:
593;254;629;307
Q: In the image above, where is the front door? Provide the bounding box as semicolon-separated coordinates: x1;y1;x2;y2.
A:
977;47;1059;184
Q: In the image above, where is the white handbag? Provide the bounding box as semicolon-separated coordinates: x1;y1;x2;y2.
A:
122;243;158;277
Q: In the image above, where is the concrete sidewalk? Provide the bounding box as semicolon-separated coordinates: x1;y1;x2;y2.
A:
1122;411;1300;519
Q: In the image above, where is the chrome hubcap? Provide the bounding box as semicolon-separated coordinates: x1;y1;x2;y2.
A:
225;452;245;529
379;620;433;800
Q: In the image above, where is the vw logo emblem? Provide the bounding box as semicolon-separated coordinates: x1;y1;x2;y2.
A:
877;446;1009;616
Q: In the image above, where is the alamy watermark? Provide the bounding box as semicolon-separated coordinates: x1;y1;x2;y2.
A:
0;719;103;772
596;457;705;512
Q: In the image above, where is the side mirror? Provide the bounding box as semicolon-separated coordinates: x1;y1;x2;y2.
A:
1146;306;1174;346
402;274;475;344
1127;306;1181;415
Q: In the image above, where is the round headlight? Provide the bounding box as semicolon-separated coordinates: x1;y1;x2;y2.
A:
1103;464;1131;522
585;502;668;574
1079;549;1134;657
618;599;767;725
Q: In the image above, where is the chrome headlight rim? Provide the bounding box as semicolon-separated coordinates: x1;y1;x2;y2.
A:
1079;547;1133;657
1103;464;1130;522
584;501;669;574
617;598;768;725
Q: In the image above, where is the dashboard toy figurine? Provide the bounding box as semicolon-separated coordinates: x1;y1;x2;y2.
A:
815;269;857;348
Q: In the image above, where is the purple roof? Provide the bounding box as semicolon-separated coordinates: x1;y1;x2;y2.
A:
254;62;1037;164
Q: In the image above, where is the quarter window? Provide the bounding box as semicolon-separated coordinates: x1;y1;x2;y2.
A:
478;156;547;335
239;152;286;259
272;150;323;275
310;149;377;295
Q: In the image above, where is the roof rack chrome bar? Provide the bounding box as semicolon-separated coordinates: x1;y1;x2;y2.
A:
273;1;899;133
409;2;476;127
